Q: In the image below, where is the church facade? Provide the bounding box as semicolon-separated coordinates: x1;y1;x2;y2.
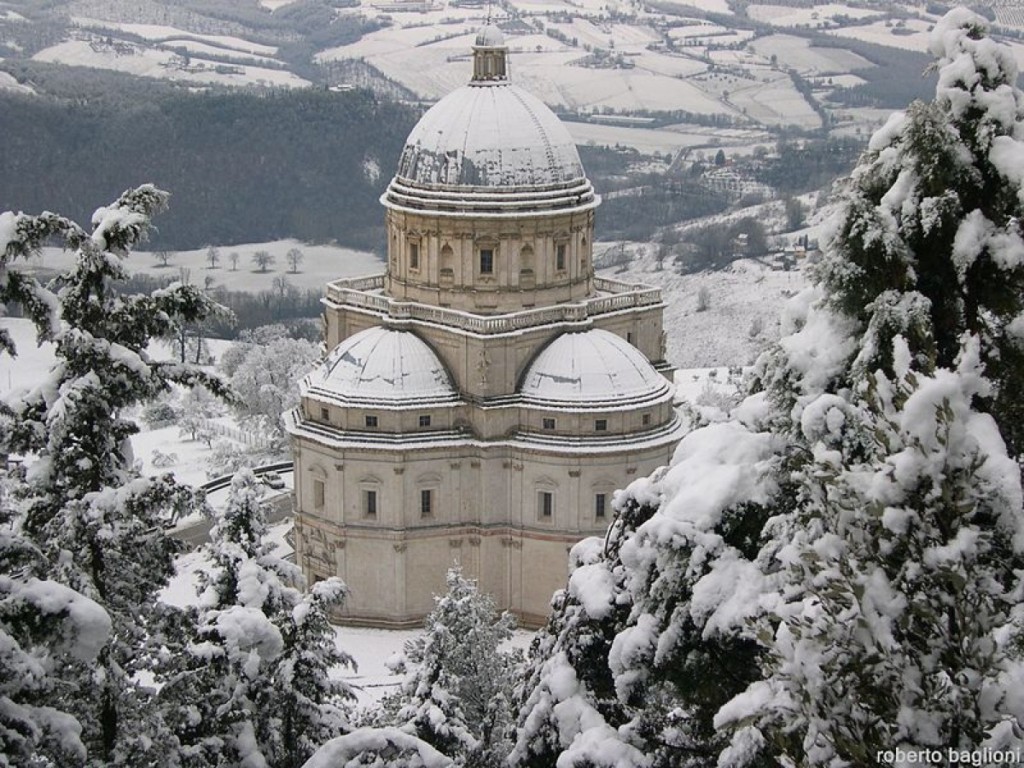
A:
287;27;685;627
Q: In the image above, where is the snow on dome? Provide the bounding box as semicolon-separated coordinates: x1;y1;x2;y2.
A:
303;326;457;407
475;24;505;47
381;39;599;217
394;85;585;189
519;329;671;408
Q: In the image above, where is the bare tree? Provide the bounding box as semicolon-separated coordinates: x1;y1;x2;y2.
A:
229;252;240;271
272;274;292;299
252;250;275;273
155;249;176;268
696;285;711;312
206;245;221;269
286;247;304;274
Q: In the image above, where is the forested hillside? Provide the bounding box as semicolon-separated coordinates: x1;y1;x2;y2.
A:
0;81;417;251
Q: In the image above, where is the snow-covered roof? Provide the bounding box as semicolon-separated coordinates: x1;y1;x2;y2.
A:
380;36;598;217
475;24;504;47
519;329;672;408
302;327;458;406
395;84;584;189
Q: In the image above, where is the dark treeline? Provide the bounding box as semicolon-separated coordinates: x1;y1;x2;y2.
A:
16;270;326;339
810;34;938;109
599;181;730;241
754;136;864;195
0;77;418;251
125;273;323;339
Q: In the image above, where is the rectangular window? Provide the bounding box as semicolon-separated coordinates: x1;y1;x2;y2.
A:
595;419;608;432
313;479;325;510
365;414;378;428
320;406;330;421
419;414;431;428
539;491;553;518
627;332;634;345
556;244;566;271
595;493;607;519
364;489;378;517
480;248;494;274
410;242;420;270
642;413;651;426
542;417;556;430
421;489;433;517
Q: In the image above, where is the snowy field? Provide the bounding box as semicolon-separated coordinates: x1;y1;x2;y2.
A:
10;0;974;134
826;18;934;54
32;37;309;89
746;3;884;28
26;239;384;294
748;34;872;75
564;120;772;155
71;18;281;55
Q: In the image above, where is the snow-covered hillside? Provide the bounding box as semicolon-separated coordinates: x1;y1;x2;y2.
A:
7;0;1015;147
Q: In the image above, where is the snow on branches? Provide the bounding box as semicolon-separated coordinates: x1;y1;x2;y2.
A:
514;9;1024;768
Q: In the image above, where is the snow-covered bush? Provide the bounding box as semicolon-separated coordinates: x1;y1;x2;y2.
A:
142;397;180;429
150;449;179;468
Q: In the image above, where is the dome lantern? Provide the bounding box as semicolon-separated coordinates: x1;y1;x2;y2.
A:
472;24;508;83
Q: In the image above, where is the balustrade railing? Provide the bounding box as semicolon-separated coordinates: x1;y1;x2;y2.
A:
323;273;662;334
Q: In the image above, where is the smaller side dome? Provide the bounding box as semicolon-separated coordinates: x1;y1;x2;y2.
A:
475;24;504;47
303;327;457;407
519;329;671;408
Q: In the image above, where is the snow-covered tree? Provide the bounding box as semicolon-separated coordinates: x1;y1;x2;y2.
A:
260;578;355;768
715;337;1024;765
304;728;453;768
228;335;320;442
815;8;1024;455
0;466;113;767
178;385;222;444
0;185;230;766
159;470;354;768
510;506;653;768
514;10;1024;767
387;567;520;767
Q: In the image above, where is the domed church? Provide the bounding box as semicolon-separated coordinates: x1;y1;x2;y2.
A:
287;26;685;627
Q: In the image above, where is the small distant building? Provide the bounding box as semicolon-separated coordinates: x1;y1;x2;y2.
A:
288;27;684;628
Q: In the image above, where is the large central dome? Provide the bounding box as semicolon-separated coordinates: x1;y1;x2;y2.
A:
381;27;598;217
395;86;584;189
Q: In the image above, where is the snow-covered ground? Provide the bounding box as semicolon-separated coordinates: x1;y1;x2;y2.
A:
1;217;803;706
746;3;884;28
564;120;772;156
33;38;309;89
25;239;383;294
9;0;993;136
